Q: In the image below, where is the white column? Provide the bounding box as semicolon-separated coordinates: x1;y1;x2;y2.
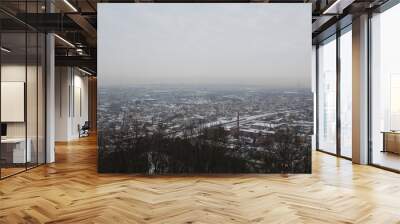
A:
46;32;55;163
55;67;74;141
352;14;369;164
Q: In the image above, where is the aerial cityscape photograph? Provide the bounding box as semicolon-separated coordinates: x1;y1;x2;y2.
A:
97;4;312;173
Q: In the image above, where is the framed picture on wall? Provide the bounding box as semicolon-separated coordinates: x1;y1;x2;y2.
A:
97;3;313;174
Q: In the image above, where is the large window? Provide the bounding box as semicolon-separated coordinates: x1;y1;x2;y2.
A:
318;36;337;154
317;26;353;158
339;28;352;158
370;3;400;171
0;2;46;179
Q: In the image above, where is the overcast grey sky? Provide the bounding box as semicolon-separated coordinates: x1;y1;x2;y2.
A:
98;3;311;88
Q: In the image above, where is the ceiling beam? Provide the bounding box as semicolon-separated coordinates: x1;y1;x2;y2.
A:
67;13;97;46
55;55;96;71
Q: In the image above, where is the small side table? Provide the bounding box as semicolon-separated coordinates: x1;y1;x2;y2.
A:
381;131;400;154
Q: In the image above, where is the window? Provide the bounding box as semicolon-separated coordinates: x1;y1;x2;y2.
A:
339;28;352;158
370;3;400;171
0;2;46;179
318;36;337;154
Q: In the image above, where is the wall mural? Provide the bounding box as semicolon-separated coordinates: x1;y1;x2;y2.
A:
97;3;313;174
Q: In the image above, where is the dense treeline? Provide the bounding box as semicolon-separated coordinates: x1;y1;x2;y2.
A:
98;126;311;174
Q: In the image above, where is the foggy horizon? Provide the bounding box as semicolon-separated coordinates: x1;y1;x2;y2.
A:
98;3;311;88
98;83;311;91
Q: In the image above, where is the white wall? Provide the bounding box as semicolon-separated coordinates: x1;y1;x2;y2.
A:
1;66;26;139
55;66;70;141
72;73;89;138
1;65;40;137
55;67;89;141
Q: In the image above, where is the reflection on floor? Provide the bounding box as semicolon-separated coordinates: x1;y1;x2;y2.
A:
0;167;25;178
341;147;352;158
373;150;400;171
0;162;42;179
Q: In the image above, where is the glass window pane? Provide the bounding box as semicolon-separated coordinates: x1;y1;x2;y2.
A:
38;33;46;165
371;4;400;171
340;29;352;158
27;31;38;169
1;32;27;177
318;37;337;154
26;0;39;169
0;1;46;179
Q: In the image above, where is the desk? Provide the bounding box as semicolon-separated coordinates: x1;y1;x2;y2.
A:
382;131;400;154
1;138;31;163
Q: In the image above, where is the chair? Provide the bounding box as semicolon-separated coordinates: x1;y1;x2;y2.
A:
79;121;90;138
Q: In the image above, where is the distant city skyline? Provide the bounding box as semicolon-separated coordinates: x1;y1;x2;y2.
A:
98;3;311;88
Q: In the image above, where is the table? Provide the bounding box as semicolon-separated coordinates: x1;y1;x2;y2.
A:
1;138;31;164
382;131;400;154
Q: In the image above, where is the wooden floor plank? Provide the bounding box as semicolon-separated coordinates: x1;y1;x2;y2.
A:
1;135;400;223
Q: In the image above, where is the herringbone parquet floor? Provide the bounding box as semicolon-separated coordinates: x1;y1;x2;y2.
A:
1;135;400;224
